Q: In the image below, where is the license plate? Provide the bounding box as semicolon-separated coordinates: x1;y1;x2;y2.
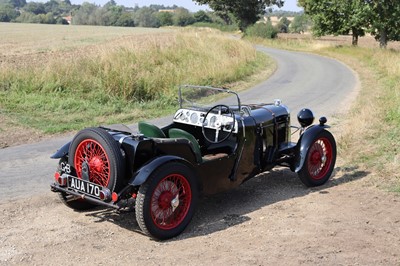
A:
68;175;102;198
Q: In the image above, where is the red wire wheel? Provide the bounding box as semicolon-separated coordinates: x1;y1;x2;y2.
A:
298;130;337;187
307;137;333;180
74;139;110;187
60;127;125;211
136;162;198;240
150;173;192;230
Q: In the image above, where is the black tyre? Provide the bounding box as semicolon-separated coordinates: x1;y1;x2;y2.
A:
135;162;198;240
60;127;125;211
298;130;336;187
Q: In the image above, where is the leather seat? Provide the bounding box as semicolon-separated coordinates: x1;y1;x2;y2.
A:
138;121;166;138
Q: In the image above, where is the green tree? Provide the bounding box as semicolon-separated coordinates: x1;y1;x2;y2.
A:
207;10;236;26
367;0;400;48
38;12;56;23
105;5;124;25
193;0;284;30
15;12;38;22
289;14;310;34
194;10;211;23
157;11;173;26
276;16;290;33
0;0;26;8
133;7;160;27
103;0;116;8
24;2;46;15
44;0;59;14
172;7;194;26
72;2;97;25
245;21;278;38
299;0;369;45
114;12;134;26
0;3;19;21
57;0;73;15
15;10;58;24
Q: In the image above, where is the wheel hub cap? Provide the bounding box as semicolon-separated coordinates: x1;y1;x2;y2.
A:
74;139;111;187
158;191;174;210
89;156;104;173
311;151;322;165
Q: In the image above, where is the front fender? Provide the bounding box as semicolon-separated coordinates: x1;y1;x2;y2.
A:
50;141;71;159
295;125;330;173
129;156;192;186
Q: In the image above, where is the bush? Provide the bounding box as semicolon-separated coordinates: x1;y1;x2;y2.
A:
245;22;278;39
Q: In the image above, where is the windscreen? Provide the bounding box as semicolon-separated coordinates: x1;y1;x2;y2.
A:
179;85;240;110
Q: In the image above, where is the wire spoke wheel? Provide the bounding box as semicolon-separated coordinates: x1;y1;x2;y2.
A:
136;162;198;240
307;137;332;180
298;130;337;187
151;174;192;230
74;139;110;187
59;127;125;211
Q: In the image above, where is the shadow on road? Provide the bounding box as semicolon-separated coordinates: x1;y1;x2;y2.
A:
84;165;369;241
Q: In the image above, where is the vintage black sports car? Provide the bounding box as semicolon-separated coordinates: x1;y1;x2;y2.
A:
50;85;336;240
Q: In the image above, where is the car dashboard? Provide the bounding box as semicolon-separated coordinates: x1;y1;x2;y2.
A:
173;108;238;134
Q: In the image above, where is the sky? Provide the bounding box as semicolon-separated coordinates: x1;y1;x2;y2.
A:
71;0;303;12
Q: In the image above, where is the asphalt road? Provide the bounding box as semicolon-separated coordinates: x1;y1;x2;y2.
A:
0;47;357;202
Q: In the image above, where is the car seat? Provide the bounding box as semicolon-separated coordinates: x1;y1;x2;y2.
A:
138;121;166;138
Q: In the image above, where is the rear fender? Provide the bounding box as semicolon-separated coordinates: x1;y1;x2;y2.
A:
129;156;193;186
295;125;330;173
50;142;71;159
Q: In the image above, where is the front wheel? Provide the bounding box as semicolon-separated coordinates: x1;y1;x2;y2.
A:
135;162;198;240
298;130;336;187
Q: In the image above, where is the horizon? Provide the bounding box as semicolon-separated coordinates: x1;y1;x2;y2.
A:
67;0;303;12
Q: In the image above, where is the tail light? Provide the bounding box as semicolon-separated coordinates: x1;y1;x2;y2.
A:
54;172;68;187
99;188;111;201
111;192;118;202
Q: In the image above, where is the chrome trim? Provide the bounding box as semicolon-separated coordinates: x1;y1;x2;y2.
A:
119;135;129;144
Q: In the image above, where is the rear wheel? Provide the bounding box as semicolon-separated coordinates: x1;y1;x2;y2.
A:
298;130;336;187
135;162;198;240
60;127;125;210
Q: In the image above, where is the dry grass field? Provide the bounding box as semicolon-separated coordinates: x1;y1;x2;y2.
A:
0;24;168;146
0;24;272;147
0;23;169;70
0;23;166;56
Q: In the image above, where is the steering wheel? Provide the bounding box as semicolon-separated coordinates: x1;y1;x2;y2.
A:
202;104;235;144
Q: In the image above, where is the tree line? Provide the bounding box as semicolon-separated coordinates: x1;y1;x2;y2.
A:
298;0;400;48
0;0;218;27
2;0;398;47
195;0;400;47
